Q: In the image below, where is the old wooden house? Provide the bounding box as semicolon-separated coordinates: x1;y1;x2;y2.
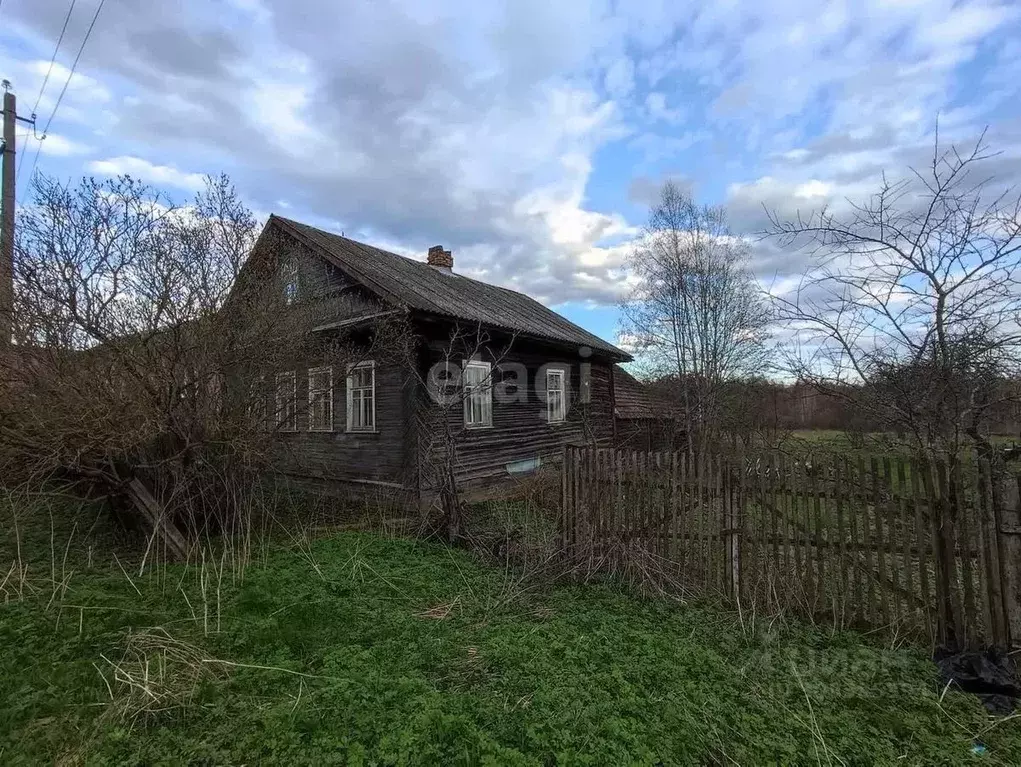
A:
245;215;632;501
612;366;679;452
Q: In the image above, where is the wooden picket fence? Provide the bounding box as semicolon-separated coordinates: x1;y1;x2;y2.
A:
560;446;1021;650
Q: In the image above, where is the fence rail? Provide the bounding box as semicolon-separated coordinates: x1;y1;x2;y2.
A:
561;446;1021;649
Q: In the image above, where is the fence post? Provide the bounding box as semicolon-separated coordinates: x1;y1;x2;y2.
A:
1003;477;1021;648
561;446;572;555
733;448;745;604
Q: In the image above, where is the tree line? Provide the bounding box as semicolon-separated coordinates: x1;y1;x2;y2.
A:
621;132;1021;459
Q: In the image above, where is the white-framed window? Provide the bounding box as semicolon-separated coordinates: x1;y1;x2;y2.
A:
463;360;493;428
346;361;376;432
308;366;333;432
275;371;297;431
546;368;566;423
282;259;299;305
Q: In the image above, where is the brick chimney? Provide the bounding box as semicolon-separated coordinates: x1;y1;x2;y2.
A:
427;245;453;271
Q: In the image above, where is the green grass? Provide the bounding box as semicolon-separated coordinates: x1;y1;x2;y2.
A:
1;498;1019;765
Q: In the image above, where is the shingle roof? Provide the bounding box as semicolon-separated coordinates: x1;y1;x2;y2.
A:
270;215;630;360
613;366;675;420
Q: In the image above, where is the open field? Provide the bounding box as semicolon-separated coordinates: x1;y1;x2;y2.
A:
785;429;1019;454
1;498;1019;765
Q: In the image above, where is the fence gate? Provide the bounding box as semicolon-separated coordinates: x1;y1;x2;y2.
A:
561;446;1021;650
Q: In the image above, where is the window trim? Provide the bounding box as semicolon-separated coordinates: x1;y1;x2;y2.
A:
546;368;567;424
463;360;493;428
346;360;377;433
275;370;297;432
307;366;334;432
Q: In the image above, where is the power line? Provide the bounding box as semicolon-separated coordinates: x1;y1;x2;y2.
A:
28;0;105;182
31;0;79;117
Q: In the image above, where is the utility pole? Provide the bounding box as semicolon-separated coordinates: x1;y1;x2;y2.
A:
0;81;34;362
1;82;15;358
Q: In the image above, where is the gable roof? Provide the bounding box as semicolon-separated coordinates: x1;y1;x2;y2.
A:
269;215;630;361
613;366;675;420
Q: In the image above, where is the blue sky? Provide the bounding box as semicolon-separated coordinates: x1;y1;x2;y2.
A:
3;0;1021;348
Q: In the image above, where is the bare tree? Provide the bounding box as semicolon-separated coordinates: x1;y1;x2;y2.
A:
0;173;335;558
621;181;771;453
767;131;1021;458
410;323;517;543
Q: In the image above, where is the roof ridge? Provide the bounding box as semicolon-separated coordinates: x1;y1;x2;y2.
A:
273;214;543;303
266;214;630;360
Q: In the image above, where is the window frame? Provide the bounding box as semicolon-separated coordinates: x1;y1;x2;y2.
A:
546;368;567;424
307;366;334;432
275;370;297;432
281;259;299;305
346;360;377;433
463;360;493;428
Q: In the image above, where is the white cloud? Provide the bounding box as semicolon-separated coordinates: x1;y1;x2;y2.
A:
3;0;1020;313
604;57;635;98
87;156;206;191
34;132;92;157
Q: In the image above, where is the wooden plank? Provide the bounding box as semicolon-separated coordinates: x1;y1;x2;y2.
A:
640;451;651;554
705;452;715;593
754;453;767;608
896;458;915;634
811;462;824;616
767;453;775;608
935;457;965;647
973;457;994;645
885;457;903;627
698;452;708;591
656;452;666;561
856;456;872;626
880;457;898;628
675;451;688;573
781;453;793;609
126;478;189;560
834;457;847;625
873;459;890;625
708;453;719;593
615;449;624;568
669;451;679;563
734;452;744;602
953;459;978;645
800;460;813;612
979;458;1007;647
561;447;571;553
572;446;582;554
921;457;949;645
871;457;890;630
912;456;933;641
716;454;726;595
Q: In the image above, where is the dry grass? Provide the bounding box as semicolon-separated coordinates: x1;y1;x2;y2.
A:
94;627;225;727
